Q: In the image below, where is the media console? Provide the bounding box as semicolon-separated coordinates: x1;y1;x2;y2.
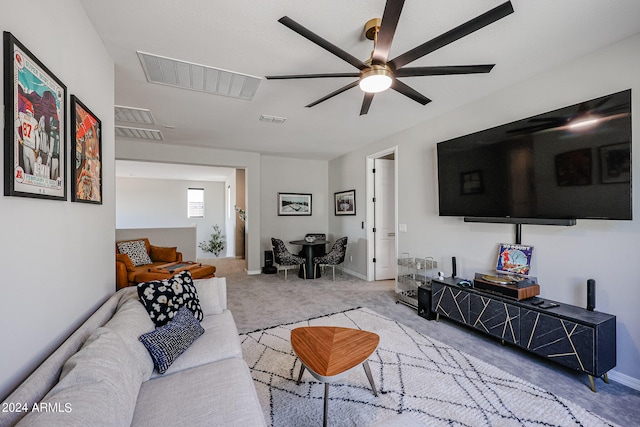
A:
426;277;616;392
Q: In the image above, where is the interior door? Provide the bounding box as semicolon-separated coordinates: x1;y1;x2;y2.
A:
374;158;396;280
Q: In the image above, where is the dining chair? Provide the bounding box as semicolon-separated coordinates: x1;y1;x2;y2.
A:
313;237;348;280
271;238;306;281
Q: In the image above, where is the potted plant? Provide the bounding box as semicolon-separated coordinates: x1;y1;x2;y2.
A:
199;224;225;257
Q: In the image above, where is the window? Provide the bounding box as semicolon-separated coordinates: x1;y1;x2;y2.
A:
187;188;204;218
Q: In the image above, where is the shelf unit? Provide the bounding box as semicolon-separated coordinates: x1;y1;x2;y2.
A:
396;254;436;309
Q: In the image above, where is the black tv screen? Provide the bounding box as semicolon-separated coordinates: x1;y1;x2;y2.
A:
437;89;632;221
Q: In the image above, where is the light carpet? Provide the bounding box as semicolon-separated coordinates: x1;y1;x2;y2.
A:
240;307;616;427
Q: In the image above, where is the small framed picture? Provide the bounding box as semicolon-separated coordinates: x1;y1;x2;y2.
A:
334;189;356;215
278;193;312;216
3;31;67;200
71;96;102;204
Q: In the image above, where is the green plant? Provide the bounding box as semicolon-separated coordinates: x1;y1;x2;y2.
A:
199;224;225;257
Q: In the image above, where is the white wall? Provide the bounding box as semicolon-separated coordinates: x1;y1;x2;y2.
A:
116;177;225;258
116;142;262;272
0;0;115;399
260;156;328;264
329;34;640;385
116;227;197;260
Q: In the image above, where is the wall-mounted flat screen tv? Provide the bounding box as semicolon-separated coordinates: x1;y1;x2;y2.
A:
437;89;631;221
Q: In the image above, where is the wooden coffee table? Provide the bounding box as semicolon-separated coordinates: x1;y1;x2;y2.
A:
291;326;379;427
136;261;215;284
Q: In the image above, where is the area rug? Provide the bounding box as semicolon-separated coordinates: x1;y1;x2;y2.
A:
240;308;617;427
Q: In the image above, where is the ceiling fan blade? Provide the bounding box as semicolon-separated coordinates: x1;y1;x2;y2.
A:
265;72;360;80
389;1;514;69
305;81;359;108
395;64;495;77
360;93;375;115
391;79;431;105
371;0;405;65
279;16;368;71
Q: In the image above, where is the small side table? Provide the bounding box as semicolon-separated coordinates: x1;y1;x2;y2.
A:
291;326;379;427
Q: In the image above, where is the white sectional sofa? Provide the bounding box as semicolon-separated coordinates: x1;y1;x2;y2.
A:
0;278;266;427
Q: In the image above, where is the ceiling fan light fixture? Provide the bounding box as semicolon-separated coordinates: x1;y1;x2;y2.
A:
359;65;393;93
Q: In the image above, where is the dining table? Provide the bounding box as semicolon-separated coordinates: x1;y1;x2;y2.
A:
289;239;329;279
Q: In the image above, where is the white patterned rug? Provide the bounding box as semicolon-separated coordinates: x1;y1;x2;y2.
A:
240;308;616;427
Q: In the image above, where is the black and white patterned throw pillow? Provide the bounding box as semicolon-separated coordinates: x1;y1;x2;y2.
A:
137;271;204;326
117;240;153;266
139;305;204;373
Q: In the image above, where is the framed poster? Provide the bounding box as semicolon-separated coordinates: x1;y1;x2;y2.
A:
71;96;102;204
334;189;356;215
278;193;312;216
3;32;67;200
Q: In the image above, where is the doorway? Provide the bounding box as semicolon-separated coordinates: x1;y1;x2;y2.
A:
366;147;398;281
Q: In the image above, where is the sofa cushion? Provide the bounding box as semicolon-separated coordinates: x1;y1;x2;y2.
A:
132;358;267;427
16;328;142;427
194;277;227;315
149;244;177;262
103;288;155;379
150;309;242;378
118;239;153;266
137;270;204;326
139;306;205;374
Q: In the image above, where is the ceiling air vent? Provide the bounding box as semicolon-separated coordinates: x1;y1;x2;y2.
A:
115;105;156;125
115;125;163;141
259;114;287;124
137;51;261;101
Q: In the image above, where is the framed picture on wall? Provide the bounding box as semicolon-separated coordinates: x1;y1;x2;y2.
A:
3;31;67;200
70;95;102;204
278;192;312;216
334;189;356;215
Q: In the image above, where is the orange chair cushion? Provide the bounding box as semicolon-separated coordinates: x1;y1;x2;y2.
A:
149;245;178;262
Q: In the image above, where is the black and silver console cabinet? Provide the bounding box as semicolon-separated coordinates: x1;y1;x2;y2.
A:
427;278;616;392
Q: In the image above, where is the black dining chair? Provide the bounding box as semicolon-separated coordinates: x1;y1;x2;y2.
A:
271;238;306;281
313;237;347;280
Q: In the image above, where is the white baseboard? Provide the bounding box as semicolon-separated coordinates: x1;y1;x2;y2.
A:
246;269;262;275
608;370;640;391
342;267;367;281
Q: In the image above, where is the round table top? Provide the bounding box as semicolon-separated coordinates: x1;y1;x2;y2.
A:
289;239;329;245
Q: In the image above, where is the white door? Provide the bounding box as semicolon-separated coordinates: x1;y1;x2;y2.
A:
374;159;396;280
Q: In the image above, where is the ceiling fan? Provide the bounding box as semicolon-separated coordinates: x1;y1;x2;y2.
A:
265;1;514;115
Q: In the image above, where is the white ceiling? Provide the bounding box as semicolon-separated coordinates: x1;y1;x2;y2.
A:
80;0;640;161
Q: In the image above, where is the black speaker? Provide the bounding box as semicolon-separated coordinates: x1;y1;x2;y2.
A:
451;256;457;278
264;250;274;267
418;285;436;320
587;279;596;311
262;251;277;274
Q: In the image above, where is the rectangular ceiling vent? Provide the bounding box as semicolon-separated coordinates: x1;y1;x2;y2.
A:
259;114;287;124
115;105;156;125
137;51;262;101
115;125;164;141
